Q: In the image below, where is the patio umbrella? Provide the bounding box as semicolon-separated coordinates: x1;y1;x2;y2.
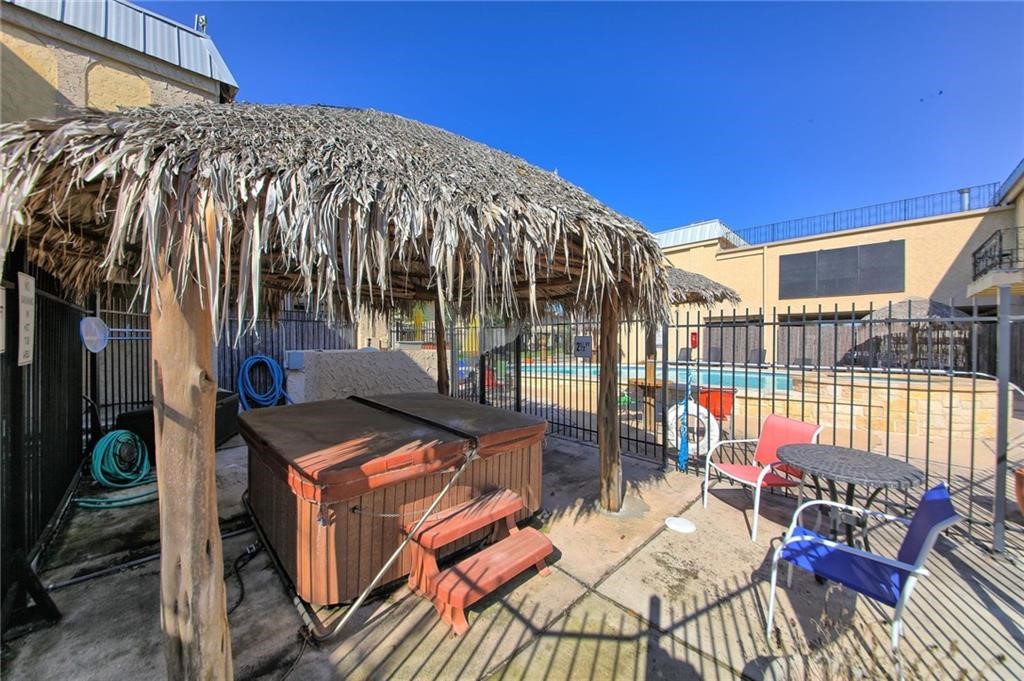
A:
0;104;669;679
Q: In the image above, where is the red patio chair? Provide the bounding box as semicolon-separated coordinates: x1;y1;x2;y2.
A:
702;414;823;541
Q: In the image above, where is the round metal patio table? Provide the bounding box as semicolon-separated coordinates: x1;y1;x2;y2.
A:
777;444;925;550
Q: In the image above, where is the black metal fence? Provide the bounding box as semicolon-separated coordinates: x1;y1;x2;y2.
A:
92;297;353;427
2;255;87;597
417;301;1021;538
1;259;358;606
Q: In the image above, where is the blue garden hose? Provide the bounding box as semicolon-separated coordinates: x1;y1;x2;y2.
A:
237;355;292;411
76;430;157;508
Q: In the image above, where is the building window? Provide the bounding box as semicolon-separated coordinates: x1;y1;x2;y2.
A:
779;240;905;299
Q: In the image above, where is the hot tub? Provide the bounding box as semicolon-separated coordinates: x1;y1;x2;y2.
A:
241;393;545;605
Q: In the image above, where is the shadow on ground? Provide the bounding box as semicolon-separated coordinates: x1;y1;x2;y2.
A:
4;432;1022;680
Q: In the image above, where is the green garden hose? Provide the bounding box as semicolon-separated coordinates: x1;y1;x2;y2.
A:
75;430;158;508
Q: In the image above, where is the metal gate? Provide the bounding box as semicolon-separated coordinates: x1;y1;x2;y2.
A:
2;254;86;596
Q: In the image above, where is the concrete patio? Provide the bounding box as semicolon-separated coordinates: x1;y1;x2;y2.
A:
3;435;1021;680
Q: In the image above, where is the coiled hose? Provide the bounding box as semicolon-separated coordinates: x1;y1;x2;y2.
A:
76;430;157;508
237;355;292;411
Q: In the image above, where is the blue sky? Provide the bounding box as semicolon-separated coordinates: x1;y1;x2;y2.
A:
141;1;1023;233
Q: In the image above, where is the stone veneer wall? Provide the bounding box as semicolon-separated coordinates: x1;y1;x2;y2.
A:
728;373;997;443
2;4;221;124
285;350;437;403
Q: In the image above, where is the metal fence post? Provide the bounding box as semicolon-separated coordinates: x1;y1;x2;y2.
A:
89;293;100;425
478;324;487;404
514;332;522;412
478;353;487;405
4;244;28;565
660;320;669;467
449;323;457;398
994;286;1010;553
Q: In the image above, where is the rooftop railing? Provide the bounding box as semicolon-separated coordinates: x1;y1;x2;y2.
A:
735;182;1000;245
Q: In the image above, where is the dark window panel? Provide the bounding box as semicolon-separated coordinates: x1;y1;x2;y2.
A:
779;251;818;298
817;246;859;296
858;241;905;294
779;240;905;299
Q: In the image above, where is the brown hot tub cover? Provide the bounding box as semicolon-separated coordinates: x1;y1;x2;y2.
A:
239;394;545;505
239;399;469;504
360;393;546;454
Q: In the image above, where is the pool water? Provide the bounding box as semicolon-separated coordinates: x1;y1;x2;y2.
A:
520;363;792;392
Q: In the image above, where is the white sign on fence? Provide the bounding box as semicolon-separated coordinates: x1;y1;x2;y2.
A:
17;273;35;366
573;335;593;360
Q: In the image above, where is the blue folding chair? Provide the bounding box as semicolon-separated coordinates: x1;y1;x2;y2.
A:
765;483;961;651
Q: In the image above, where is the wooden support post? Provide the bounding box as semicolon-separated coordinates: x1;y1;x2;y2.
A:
598;290;623;512
150;257;232;678
435;297;450;396
644;325;657;428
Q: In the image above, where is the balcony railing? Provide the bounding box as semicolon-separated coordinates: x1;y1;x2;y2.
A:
972;228;1023;280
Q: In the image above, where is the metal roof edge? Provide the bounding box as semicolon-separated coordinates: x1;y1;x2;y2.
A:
653;218;749;249
994;157;1024;204
4;0;237;88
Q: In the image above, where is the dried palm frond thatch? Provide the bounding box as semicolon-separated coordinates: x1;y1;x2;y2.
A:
0;104;669;334
862;297;968;324
665;266;739;306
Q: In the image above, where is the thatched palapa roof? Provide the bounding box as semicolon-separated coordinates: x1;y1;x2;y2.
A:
0;104;669;332
862;297;968;324
665;266;739;306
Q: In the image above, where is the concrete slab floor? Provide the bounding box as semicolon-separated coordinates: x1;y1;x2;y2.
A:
4;435;1022;680
537;435;700;587
599;486;1024;680
488;592;703;681
326;566;586;679
38;440;250;584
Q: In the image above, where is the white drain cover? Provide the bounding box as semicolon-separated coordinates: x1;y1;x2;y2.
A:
664;516;697;534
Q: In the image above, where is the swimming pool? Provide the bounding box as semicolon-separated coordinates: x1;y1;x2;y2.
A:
520;363;792;392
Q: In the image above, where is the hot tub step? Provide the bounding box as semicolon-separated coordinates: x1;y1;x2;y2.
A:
431;527;552;634
403;489;524;549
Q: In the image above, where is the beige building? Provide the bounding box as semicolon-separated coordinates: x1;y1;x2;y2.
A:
1;0;236;123
657;170;1023;365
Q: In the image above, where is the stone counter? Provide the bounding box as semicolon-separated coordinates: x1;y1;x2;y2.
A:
284;349;438;402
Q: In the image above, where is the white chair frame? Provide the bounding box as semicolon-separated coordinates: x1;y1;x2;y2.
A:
701;424;823;541
765;498;959;651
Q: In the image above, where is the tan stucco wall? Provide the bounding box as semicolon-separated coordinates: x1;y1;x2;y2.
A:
86;61;152;110
355;312;393;349
664;207;1015;316
1;3;219;123
0;22;59;120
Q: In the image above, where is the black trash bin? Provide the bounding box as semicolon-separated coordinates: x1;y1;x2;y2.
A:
113;390;240;464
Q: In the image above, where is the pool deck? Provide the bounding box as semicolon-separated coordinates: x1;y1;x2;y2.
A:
4;433;1021;680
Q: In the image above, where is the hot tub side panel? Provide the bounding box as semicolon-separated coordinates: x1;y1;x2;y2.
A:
248;440;542;605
